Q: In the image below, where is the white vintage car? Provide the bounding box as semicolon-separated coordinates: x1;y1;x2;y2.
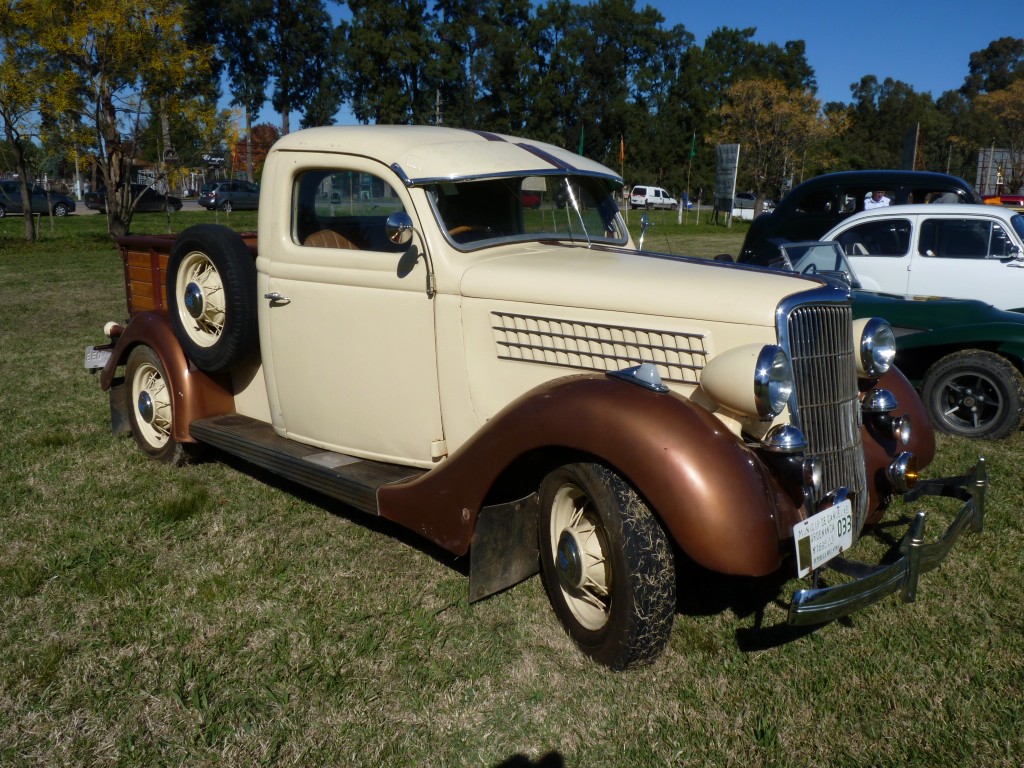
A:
823;204;1024;312
87;126;986;669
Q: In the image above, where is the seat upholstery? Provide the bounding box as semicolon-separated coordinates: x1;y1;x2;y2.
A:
303;229;359;249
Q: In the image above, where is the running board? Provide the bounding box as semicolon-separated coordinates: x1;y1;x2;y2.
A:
189;414;424;515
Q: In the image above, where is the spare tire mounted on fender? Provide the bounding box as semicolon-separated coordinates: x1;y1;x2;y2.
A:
167;224;258;373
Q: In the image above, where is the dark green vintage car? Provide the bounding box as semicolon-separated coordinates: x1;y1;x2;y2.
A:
778;242;1024;440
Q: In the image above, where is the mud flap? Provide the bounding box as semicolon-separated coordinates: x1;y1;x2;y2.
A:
468;493;540;602
108;379;131;436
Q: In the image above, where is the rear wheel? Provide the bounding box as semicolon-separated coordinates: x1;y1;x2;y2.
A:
921;350;1024;439
538;462;675;669
222;200;233;213
126;346;185;464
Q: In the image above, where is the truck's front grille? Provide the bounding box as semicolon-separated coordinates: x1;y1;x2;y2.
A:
780;294;868;531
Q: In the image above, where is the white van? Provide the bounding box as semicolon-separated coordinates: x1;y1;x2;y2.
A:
629;185;678;210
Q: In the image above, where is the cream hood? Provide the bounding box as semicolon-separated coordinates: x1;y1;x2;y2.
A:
458;244;819;328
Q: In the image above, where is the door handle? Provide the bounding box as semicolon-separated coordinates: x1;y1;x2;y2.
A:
264;292;291;305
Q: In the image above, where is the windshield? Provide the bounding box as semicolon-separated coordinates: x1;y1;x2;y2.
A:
425;174;628;249
775;241;862;289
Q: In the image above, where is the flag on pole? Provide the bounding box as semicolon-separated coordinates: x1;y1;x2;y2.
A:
578;125;585;155
619;135;625;166
690;133;697;159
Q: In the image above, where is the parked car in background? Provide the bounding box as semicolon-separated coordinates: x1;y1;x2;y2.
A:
733;192;774;211
629;185;677;209
84;185;183;214
739;170;982;266
0;180;76;217
775;240;1024;440
198;180;260;212
819;204;1024;312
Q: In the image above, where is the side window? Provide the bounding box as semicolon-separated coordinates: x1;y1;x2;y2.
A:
990;224;1014;257
292;169;407;252
795;189;833;214
835;219;911;256
919;219;990;259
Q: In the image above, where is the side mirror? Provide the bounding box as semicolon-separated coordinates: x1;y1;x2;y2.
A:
385;211;415;245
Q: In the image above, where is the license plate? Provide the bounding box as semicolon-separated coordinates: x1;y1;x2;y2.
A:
793;498;854;577
84;345;112;372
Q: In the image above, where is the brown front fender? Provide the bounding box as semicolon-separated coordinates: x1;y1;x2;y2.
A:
379;375;796;576
99;311;234;443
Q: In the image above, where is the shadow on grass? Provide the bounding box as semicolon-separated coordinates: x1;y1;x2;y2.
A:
210;450;472;577
672;512;920;653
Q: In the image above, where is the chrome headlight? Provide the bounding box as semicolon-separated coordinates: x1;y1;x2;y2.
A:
755;345;794;418
700;344;794;419
854;317;896;378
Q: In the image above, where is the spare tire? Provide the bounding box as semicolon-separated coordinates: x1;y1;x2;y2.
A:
167;224;258;373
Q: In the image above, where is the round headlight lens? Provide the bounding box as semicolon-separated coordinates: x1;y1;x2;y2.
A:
859;318;896;377
754;345;794;418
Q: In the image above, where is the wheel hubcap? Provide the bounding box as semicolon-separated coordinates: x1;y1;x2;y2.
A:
556;530;585;590
137;390;155;424
184;281;205;319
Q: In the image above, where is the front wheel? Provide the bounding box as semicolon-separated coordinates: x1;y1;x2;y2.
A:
53;203;70;216
538;462;676;669
126;346;186;464
921;350;1024;439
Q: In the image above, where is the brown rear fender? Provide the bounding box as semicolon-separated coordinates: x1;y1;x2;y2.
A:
379;374;797;576
100;311;235;442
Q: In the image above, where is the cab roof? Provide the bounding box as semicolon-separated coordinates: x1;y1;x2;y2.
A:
269;125;624;187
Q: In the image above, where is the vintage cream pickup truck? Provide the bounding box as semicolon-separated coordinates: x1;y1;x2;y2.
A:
86;126;987;669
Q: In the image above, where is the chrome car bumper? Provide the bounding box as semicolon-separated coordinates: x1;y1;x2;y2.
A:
788;458;987;626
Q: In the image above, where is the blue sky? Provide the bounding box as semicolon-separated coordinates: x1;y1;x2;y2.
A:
649;0;1012;104
251;0;1014;128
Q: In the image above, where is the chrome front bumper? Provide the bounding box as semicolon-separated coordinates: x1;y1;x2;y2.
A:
787;458;987;626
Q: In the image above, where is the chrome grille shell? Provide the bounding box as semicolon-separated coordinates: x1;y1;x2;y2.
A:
777;286;868;533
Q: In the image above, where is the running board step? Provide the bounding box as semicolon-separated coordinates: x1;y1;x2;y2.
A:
189;414;424;515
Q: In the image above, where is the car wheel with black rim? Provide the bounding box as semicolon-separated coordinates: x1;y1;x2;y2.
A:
166;224;258;373
538;462;676;669
921;350;1024;439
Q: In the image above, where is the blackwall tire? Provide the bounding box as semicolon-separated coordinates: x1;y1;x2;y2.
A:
167;224;257;373
126;346;186;464
921;350;1024;440
538;462;676;669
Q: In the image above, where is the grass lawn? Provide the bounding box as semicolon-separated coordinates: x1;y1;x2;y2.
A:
1;210;1021;767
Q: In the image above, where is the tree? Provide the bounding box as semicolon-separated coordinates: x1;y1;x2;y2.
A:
269;0;339;134
342;0;436;124
230;122;279;179
41;0;218;236
713;78;841;211
190;0;273;180
961;37;1024;98
0;1;78;241
975;80;1024;193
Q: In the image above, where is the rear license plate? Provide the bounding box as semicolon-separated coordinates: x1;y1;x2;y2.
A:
84;345;112;372
793;498;854;578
